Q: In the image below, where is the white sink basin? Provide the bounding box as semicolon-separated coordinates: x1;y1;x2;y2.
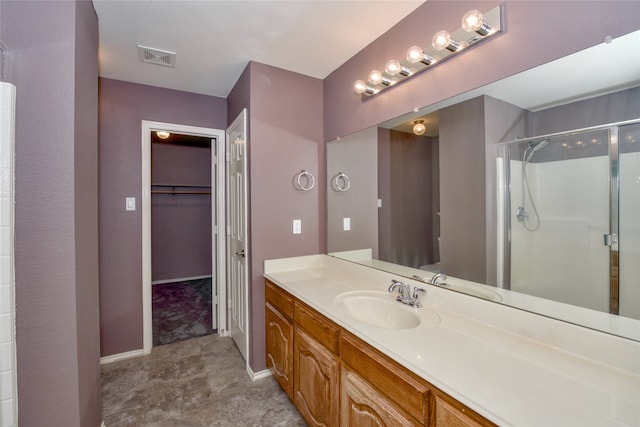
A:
333;291;440;330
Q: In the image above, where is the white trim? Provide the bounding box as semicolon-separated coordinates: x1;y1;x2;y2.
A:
141;121;226;355
152;275;212;285
248;366;272;381
100;349;145;365
101;422;106;427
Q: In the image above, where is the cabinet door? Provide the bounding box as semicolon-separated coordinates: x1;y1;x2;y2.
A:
341;368;420;427
294;328;339;427
266;302;293;398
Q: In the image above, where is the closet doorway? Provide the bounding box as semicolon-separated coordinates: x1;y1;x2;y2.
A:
142;121;226;354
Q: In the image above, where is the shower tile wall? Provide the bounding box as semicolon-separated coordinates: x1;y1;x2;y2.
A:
0;82;17;427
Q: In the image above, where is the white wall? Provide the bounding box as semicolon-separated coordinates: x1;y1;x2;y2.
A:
0;82;17;426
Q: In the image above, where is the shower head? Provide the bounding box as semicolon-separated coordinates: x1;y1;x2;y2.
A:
524;139;550;162
530;138;550;152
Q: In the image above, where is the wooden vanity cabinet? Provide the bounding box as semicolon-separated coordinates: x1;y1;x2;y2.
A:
265;281;294;398
341;330;427;426
265;279;496;427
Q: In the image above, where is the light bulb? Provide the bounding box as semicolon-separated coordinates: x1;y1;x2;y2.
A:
156;131;170;139
406;45;434;66
384;59;410;77
462;9;491;35
368;70;383;85
353;80;367;94
413;121;426;136
432;30;459;52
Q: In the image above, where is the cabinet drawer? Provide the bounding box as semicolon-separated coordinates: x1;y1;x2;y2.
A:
433;393;496;427
341;330;428;424
294;301;340;355
265;279;293;320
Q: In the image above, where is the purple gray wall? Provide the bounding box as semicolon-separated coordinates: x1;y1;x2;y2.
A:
151;143;212;281
99;78;226;356
323;1;640;141
385;130;436;269
327;127;379;257
0;1;101;425
228;62;324;371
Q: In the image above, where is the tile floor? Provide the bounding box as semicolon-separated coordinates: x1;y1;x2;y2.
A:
101;335;306;426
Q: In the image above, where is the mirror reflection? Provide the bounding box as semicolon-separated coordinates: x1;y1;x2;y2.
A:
327;30;640;340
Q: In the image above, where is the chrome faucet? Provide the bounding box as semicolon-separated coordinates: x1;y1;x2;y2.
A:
388;279;426;308
429;273;448;287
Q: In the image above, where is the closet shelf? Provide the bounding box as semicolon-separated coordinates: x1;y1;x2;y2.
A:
151;184;212;195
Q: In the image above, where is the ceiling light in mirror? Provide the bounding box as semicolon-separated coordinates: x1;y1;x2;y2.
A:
412;120;426;135
156;131;170;139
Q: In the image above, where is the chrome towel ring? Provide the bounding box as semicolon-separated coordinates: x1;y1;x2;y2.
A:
294;169;315;191
331;172;351;192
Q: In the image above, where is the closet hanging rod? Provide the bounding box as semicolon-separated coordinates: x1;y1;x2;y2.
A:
151;183;212;189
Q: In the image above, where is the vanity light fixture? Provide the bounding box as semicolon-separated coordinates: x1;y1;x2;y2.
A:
385;59;411;77
368;69;391;86
156;131;171;139
406;46;435;66
432;30;460;52
413;120;426;136
352;79;376;95
352;5;503;99
461;10;493;36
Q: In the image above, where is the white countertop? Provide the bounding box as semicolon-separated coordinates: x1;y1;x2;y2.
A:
264;254;640;427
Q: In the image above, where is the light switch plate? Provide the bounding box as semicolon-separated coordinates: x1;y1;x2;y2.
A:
126;197;136;211
293;219;302;234
343;217;351;231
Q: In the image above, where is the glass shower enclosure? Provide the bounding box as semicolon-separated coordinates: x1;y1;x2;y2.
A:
498;120;640;320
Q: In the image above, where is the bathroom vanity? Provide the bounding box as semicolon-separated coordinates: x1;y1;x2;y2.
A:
264;254;640;426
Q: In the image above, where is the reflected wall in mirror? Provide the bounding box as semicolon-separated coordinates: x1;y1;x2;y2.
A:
327;30;640;341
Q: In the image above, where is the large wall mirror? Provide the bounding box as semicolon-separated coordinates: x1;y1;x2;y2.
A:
327;29;640;342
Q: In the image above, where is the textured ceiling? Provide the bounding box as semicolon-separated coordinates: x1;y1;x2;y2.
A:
94;0;425;97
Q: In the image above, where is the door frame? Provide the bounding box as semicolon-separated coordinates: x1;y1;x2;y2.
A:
141;120;226;354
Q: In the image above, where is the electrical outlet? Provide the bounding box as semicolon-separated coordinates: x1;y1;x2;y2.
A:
293;219;302;234
126;197;136;211
343;217;351;231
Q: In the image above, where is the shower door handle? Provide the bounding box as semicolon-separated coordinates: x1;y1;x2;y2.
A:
235;249;246;258
603;234;618;248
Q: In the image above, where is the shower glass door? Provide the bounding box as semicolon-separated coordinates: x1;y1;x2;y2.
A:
619;122;640;320
501;120;640;320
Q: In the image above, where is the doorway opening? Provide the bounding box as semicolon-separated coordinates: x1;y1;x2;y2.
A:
142;121;226;354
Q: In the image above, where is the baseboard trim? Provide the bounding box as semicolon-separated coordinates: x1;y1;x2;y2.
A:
248;365;272;381
152;275;212;285
100;349;145;365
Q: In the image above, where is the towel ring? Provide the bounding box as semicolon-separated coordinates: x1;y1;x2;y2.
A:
331;172;351;192
295;170;315;191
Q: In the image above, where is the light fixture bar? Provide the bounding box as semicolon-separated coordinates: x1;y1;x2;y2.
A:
353;4;503;99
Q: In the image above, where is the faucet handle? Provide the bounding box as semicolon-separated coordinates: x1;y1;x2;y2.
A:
412;287;426;299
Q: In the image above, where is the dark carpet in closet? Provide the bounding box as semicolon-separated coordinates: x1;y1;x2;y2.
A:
152;277;215;346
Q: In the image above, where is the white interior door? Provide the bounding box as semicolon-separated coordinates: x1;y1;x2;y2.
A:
226;109;249;361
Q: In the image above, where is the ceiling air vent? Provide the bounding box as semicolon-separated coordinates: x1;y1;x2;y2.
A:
137;45;176;68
